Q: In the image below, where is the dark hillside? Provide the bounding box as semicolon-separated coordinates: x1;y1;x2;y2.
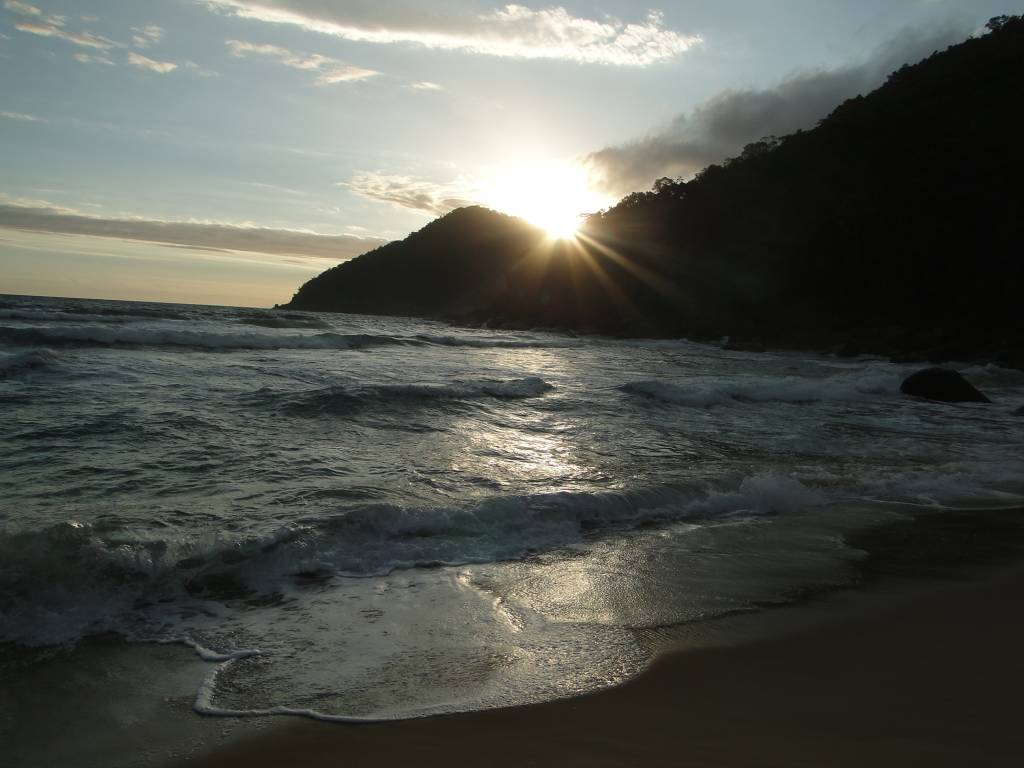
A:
285;18;1024;363
284;207;546;316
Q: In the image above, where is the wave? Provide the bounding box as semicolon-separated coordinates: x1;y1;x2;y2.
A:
0;309;132;324
416;334;576;349
0;474;820;647
60;304;191;321
621;372;901;407
0;304;190;322
0;348;57;378
235;312;332;330
246;376;553;416
0;324;575;353
0;324;414;351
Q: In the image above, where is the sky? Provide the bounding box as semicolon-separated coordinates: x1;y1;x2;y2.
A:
0;0;1019;307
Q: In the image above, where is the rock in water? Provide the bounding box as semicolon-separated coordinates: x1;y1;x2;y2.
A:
900;367;991;403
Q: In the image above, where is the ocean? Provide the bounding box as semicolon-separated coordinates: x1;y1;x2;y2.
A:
2;293;1023;722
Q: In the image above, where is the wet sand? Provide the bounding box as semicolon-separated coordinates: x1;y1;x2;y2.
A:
172;510;1024;768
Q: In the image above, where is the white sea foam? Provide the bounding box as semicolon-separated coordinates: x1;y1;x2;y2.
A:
684;474;826;515
0;474;833;649
193;658;397;722
621;371;901;407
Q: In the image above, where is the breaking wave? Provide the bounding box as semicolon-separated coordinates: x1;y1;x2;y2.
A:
58;304;192;321
0;348;57;378
621;372;901;407
235;313;332;330
246;376;553;416
0;304;191;322
0;474;820;647
416;334;577;349
0;324;574;352
0;324;414;351
0;309;130;324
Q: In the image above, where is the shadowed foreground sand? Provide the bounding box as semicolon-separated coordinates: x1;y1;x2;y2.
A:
175;557;1024;768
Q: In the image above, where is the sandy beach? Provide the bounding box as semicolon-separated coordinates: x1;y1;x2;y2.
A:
167;510;1024;768
4;511;1024;768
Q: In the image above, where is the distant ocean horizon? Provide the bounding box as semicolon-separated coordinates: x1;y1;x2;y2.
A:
2;292;1023;720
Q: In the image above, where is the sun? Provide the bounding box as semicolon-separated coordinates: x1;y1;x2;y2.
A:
482;162;610;240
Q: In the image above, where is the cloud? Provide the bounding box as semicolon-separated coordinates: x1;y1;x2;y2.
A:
586;23;971;196
183;60;219;77
130;24;164;48
5;2;122;50
127;51;178;73
0;200;386;262
201;1;701;66
0;109;45;121
345;172;478;216
73;51;114;65
409;81;443;91
226;38;377;84
4;1;40;16
13;19;117;49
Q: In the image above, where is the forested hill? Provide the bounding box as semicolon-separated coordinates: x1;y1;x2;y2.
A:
284;16;1024;365
282;206;547;317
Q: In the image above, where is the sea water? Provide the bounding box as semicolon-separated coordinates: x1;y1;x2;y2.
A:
1;293;1023;720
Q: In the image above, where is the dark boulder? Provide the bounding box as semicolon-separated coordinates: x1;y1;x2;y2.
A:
900;367;991;404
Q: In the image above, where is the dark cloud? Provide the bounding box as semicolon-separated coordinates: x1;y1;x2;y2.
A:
586;23;972;197
0;203;385;262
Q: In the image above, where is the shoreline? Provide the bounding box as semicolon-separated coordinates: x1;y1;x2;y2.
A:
167;506;1024;767
4;507;1023;767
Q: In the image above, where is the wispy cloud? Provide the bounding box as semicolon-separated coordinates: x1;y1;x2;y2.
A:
345;172;476;216
226;38;378;84
587;23;970;196
0;109;45;121
409;81;443;91
130;24;164;48
202;2;700;66
14;19;116;49
5;2;120;50
73;51;114;65
183;60;220;77
127;51;178;73
4;0;43;17
246;181;307;196
0;200;386;261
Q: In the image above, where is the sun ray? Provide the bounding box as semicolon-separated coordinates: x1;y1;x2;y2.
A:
574;231;684;300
